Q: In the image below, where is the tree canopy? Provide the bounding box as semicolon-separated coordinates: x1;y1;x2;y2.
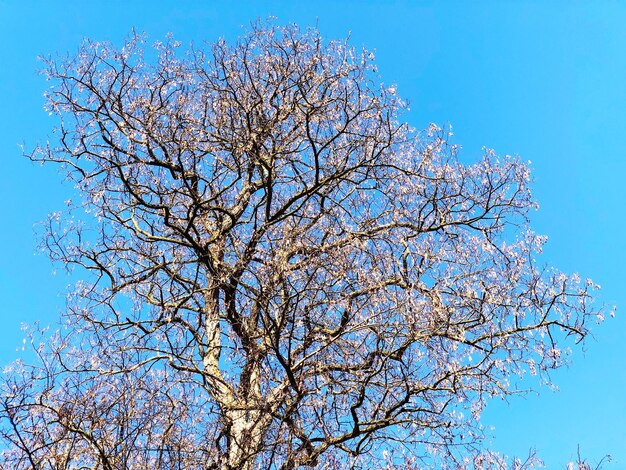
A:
0;23;603;469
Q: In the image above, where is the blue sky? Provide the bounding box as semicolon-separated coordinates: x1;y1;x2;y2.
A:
0;1;624;467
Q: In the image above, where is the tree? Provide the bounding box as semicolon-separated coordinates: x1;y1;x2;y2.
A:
0;22;604;469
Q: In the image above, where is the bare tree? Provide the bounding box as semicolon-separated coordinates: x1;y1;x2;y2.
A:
0;23;604;469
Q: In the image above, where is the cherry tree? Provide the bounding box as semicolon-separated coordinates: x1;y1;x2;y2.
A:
0;23;603;469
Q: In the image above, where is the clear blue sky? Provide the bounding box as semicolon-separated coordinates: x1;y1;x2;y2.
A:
0;1;624;467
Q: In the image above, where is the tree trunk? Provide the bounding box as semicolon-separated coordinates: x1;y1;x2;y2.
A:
224;407;266;470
